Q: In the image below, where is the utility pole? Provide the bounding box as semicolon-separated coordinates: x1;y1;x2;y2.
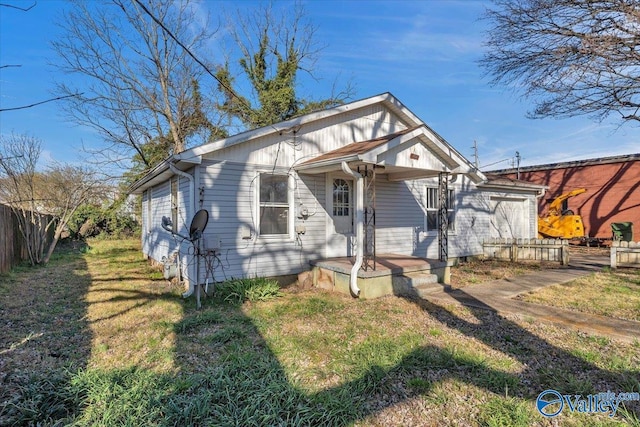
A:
515;151;521;179
471;141;479;168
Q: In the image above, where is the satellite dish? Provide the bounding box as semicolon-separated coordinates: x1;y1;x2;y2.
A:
161;216;173;232
189;209;209;241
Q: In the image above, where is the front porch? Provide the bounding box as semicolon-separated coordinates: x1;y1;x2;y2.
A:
295;125;483;298
307;254;452;299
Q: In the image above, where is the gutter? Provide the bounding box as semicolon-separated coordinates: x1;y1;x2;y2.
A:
169;162;197;298
340;161;362;297
128;156;174;194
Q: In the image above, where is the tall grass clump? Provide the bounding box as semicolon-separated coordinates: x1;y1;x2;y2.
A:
215;277;281;304
477;397;533;427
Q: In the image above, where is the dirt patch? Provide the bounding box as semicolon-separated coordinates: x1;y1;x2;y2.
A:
450;258;559;289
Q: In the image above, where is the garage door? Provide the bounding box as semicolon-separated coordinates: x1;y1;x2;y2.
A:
490;197;529;239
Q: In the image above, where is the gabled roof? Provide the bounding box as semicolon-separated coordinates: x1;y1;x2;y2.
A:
129;92;483;194
172;92;424;164
296;124;485;182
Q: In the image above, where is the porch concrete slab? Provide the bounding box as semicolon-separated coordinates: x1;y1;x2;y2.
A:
420;255;640;344
311;254;447;278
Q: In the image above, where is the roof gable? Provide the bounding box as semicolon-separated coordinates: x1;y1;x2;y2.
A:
297;125;485;182
129;92;485;193
299;127;419;166
174;92;421;163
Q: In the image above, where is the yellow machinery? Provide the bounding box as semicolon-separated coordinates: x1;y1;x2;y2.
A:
538;188;586;239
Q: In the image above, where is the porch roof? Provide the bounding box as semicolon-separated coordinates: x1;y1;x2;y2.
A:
295;125;485;183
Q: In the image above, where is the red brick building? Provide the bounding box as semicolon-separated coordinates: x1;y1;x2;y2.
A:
491;153;640;241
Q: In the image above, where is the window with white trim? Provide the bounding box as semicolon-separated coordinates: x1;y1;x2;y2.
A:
333;179;351;216
425;187;455;232
259;174;290;236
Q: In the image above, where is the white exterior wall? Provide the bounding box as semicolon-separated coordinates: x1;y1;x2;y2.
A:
139;97;540;279
197;160;327;280
142;164;539;278
204;105;409;167
141;173;192;266
368;175;539;260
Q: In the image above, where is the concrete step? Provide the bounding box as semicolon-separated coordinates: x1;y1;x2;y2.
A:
392;273;441;297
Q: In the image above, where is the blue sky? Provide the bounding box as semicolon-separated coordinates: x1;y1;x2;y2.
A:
1;0;639;172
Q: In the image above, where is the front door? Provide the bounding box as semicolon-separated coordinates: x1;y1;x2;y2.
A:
327;176;354;257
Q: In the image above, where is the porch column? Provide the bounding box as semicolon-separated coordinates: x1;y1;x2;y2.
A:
360;165;376;271
438;172;449;262
341;161;363;297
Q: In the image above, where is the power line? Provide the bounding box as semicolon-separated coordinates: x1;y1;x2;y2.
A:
130;0;275;131
0;1;37;12
479;157;512;169
0;93;82;112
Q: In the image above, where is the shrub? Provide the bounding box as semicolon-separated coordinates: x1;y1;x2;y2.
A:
215;277;281;304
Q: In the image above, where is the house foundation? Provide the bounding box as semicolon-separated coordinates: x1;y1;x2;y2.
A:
307;254;452;299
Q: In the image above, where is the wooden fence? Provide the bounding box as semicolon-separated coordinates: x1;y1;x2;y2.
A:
483;238;569;265
610;241;640;268
1;204;24;273
0;204;54;273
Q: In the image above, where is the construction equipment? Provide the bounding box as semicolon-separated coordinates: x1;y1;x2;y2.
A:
612;222;634;242
538;188;586;239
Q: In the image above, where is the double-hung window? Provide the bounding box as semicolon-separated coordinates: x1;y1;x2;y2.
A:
425;187;455;232
259;174;290;236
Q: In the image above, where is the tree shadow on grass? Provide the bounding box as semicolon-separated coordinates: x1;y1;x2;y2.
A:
0;247;93;425
123;288;638;425
5;244;639;425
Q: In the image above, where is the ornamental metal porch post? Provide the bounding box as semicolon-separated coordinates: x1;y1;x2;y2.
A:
438;172;449;262
360;165;376;271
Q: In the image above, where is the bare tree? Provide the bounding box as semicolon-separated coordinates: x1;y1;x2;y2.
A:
0;133;105;265
52;0;224;172
481;0;640;124
0;134;45;265
216;2;354;130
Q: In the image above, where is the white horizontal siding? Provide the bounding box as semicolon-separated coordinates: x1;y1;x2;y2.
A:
141;190;149;256
373;178;425;255
370;175;536;259
145;165;540;277
144;180;183;264
197;160;327;280
204;104;409;167
175;173;191;238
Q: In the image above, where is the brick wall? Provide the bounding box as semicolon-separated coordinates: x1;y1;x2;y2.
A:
497;159;640;241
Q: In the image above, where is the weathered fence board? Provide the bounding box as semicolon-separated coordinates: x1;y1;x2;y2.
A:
1;204;21;273
483;238;569;265
0;204;54;273
610;241;640;268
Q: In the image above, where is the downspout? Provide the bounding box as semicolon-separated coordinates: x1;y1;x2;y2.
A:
169;162;197;298
341;161;362;297
534;187;547;239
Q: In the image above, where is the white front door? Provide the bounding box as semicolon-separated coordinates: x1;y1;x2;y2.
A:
327;176;354;257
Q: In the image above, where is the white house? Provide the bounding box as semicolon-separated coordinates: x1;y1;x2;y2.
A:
129;93;544;298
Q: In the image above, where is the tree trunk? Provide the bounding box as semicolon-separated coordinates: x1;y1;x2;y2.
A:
43;227;63;265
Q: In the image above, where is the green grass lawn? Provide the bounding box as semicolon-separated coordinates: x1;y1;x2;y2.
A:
519;268;640;322
1;240;638;426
